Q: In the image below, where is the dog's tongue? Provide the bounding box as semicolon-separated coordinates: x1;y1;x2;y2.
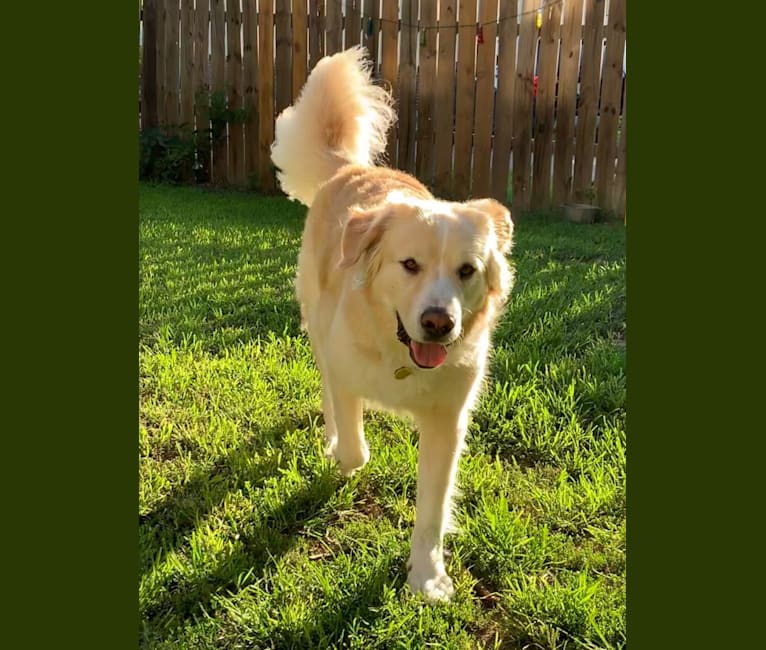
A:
409;341;448;368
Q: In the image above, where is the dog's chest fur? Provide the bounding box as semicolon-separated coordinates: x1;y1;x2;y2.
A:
324;318;487;416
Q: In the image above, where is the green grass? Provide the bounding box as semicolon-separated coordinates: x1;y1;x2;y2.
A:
139;182;626;649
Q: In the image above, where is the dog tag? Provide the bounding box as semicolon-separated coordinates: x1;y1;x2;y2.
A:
394;366;413;380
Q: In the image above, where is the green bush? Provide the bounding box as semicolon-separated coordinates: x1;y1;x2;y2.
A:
139;90;249;184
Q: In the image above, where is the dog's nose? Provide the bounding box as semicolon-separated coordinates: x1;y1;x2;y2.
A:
420;307;455;338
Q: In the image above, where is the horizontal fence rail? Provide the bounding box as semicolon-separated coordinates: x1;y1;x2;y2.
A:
139;0;626;218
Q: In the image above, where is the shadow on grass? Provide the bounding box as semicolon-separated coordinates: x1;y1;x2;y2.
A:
139;423;289;575
251;556;406;649
141;460;344;643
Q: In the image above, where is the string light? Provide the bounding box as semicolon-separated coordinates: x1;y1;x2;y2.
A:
370;0;565;32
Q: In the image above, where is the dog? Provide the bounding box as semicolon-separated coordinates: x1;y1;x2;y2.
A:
271;47;514;602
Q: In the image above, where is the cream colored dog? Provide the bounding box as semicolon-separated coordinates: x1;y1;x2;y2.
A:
271;47;514;602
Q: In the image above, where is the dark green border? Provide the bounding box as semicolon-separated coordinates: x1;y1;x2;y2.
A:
4;3;138;648
628;3;760;647
4;0;755;646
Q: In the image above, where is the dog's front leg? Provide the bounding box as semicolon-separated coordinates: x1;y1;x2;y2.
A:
324;380;369;476
407;408;468;602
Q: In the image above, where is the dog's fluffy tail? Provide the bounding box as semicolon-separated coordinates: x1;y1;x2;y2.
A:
270;46;395;206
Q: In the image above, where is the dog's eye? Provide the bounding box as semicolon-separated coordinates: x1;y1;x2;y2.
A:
400;258;420;274
458;263;476;280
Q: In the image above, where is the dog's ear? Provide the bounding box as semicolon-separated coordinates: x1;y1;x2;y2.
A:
486;247;514;302
463;199;514;303
339;207;390;268
464;198;513;254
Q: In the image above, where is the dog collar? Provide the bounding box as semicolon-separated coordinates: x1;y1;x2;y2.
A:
394;312;415;378
394;366;414;380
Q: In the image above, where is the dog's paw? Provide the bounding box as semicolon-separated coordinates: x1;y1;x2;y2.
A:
325;437;369;476
407;564;455;603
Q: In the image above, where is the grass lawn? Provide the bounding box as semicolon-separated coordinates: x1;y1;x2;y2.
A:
139;183;626;649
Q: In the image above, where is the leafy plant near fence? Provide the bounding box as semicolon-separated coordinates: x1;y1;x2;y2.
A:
139;91;249;184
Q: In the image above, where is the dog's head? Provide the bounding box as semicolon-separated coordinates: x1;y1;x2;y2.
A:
339;193;514;369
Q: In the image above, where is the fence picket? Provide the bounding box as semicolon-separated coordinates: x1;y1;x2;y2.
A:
308;0;324;71
380;0;399;166
346;0;361;48
165;0;181;130
511;0;537;213
594;0;626;212
573;0;606;203
490;0;516;203
363;0;379;72
471;0;498;198
243;0;259;182
227;0;245;184
275;0;292;114
210;0;227;183
552;0;584;207
433;0;457;196
156;0;167;125
397;1;418;173
452;0;477;198
141;0;158;130
258;0;276;191
415;0;437;185
531;1;561;209
614;77;626;219
180;1;194;130
292;0;308;98
326;1;342;55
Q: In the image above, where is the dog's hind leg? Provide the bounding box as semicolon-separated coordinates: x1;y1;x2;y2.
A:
324;379;369;476
319;376;338;452
406;408;468;602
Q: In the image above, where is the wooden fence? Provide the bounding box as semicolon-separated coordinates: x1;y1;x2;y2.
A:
140;0;626;218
